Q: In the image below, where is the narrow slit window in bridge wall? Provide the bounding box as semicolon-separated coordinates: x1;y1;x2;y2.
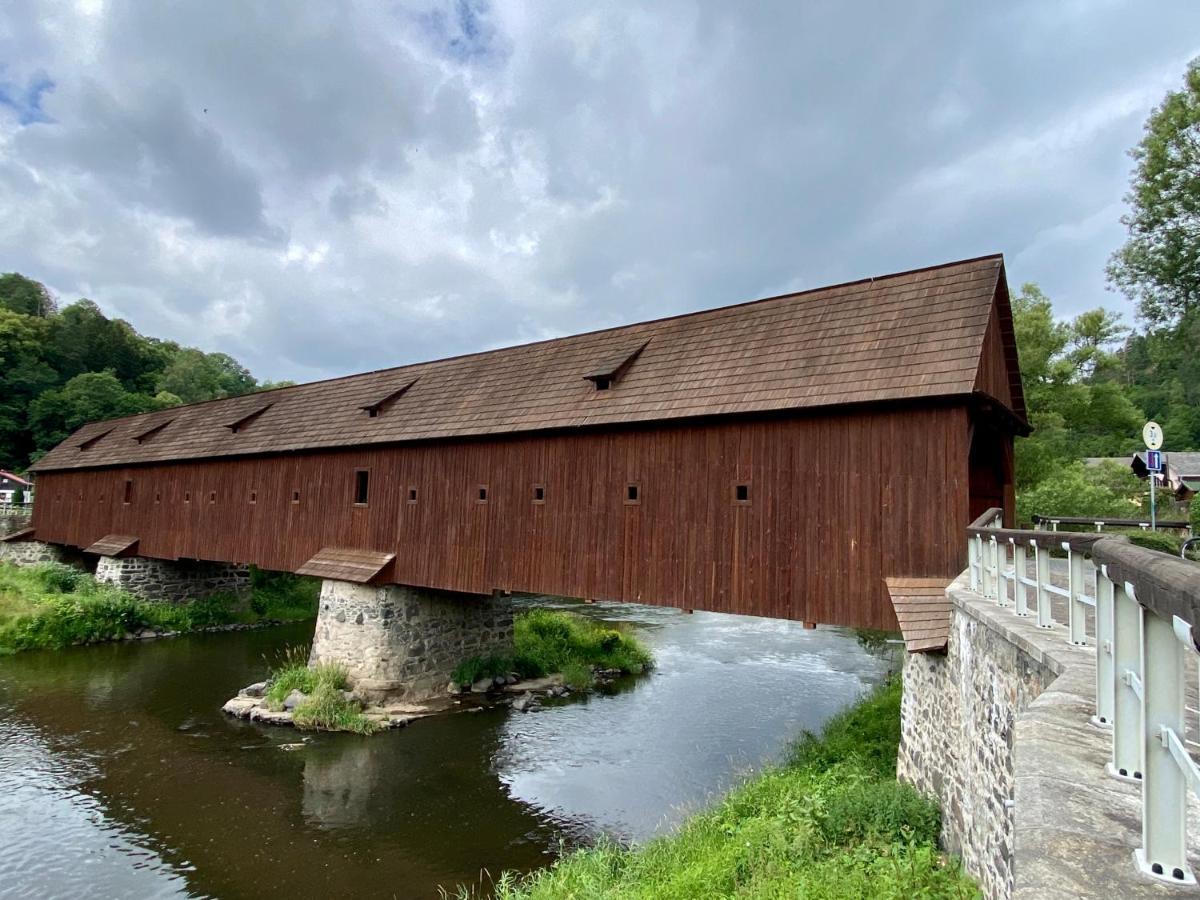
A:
185;492;191;503
123;480;133;504
209;491;217;504
249;490;257;505
735;483;750;504
533;484;545;504
625;483;641;505
477;485;488;503
408;487;418;504
354;470;370;506
292;490;301;505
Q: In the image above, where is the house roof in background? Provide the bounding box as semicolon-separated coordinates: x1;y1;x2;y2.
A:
0;470;32;485
32;255;1016;472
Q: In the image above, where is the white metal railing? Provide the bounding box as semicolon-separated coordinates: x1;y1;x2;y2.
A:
0;502;32;515
967;509;1200;885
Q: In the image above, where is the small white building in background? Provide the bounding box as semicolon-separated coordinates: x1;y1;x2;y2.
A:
0;470;32;504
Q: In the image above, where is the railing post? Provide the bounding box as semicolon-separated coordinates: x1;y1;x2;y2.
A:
1135;611;1194;884
968;533;979;593
1066;544;1087;646
1109;581;1143;781
1034;540;1054;628
980;534;993;599
1013;540;1029;616
990;536;1004;606
1091;567;1114;729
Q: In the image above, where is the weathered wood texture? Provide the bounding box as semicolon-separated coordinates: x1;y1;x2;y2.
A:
886;577;953;652
31;405;982;630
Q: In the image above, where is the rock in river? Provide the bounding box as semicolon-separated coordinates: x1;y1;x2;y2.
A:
282;690;307;711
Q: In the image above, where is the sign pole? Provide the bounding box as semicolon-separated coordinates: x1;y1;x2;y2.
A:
1150;468;1156;532
1143;422;1163;533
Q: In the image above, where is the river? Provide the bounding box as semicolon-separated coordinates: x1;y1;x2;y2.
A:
0;597;898;899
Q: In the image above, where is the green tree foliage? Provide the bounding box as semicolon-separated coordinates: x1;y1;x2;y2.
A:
0;273;267;471
1012;284;1143;493
157;348;257;404
1108;59;1200;326
0;273;55;317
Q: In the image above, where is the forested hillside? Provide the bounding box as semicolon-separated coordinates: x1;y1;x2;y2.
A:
1013;60;1200;524
0;273;284;472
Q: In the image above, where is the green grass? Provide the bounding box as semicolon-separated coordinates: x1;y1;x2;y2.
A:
451;608;654;688
0;561;319;654
449;679;977;900
262;645;379;735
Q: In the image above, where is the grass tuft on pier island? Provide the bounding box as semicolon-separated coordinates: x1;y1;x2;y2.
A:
451;608;653;689
450;678;978;900
0;561;319;654
263;645;379;735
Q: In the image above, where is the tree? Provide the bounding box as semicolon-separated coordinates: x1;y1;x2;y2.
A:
0;308;58;468
45;300;173;394
1012;284;1144;490
0;273;55;317
28;372;162;453
157;348;257;404
1108;59;1200;326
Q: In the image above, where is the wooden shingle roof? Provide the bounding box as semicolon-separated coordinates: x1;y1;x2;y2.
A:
32;255;1018;472
886;577;953;653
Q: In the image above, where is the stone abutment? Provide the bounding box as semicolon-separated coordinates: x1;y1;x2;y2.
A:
309;579;514;702
899;574;1200;899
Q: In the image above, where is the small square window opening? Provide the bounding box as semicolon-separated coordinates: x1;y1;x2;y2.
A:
625;483;640;504
735;484;750;503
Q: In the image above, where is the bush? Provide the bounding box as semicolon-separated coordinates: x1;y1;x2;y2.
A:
247;567;319;619
33;561;88;593
1120;530;1183;556
1191;499;1200;537
291;682;379;735
185;593;236;628
821;780;940;845
452;609;654;689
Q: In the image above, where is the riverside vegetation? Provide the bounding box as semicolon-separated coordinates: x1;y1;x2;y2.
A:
0;562;318;654
452;679;977;900
451;608;654;691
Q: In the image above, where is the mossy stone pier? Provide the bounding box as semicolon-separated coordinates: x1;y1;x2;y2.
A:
309;579;514;702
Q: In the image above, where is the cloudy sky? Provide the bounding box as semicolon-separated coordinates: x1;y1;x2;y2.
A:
1;2;1197;383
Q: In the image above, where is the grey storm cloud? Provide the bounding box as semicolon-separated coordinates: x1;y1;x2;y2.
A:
0;0;1197;383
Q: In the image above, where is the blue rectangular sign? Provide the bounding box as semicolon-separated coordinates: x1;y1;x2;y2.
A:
1147;449;1162;472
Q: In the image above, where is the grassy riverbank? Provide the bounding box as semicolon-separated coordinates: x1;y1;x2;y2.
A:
452;608;653;690
0;562;318;653
462;679;976;899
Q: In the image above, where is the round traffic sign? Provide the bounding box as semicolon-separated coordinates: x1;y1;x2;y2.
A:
1143;421;1163;450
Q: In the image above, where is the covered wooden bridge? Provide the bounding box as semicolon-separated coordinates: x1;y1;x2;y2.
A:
20;254;1026;639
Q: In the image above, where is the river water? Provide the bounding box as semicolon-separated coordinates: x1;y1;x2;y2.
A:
0;598;897;899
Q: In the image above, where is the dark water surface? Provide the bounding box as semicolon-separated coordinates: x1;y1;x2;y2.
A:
0;599;897;899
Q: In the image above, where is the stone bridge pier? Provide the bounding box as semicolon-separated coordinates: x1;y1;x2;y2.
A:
94;556;250;603
309;580;514;702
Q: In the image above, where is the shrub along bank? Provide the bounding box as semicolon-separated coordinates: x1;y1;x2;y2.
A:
0;562;319;653
460;679;976;900
452;608;654;690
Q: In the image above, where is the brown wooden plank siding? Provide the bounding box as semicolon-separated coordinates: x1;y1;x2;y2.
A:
30;404;974;630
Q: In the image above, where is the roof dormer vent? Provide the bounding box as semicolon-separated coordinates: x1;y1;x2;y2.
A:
583;340;649;391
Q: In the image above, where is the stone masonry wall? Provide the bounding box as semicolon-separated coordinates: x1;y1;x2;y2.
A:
0;539;66;566
94;556;250;603
309;579;514;702
898;585;1056;900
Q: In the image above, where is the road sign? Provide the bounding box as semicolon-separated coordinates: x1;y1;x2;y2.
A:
1147;449;1162;472
1143;421;1163;450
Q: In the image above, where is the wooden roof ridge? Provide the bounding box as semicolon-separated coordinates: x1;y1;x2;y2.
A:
31;255;1011;472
